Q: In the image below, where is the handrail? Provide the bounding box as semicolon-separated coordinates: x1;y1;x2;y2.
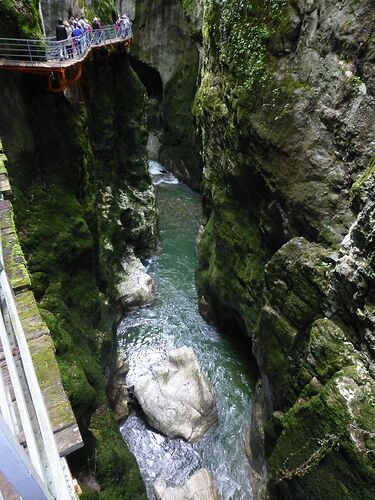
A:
0;230;75;498
0;305;44;479
0;23;132;66
0;414;52;499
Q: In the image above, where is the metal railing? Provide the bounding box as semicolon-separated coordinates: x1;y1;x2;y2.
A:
0;230;77;499
0;23;132;65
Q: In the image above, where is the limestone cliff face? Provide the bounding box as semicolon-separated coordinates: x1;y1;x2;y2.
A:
196;0;375;497
129;0;202;187
40;0;118;35
0;2;154;498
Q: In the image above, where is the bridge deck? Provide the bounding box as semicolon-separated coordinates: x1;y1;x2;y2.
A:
0;35;130;72
0;26;132;73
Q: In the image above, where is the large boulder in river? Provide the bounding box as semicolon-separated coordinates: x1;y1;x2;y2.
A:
154;469;220;500
134;346;218;442
116;250;154;311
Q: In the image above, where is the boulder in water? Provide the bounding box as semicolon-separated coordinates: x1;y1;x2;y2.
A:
134;346;218;442
116;250;154;311
154;469;220;500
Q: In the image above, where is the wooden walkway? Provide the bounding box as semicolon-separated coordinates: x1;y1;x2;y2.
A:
0;142;82;498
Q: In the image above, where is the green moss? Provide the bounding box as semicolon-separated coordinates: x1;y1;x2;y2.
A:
81;487;100;500
0;0;42;38
160;58;202;186
202;0;287;101
15;290;49;339
0;156;8;175
268;366;375;499
2;228;31;290
89;407;147;499
58;357;97;419
351;155;375;194
86;0;117;24
264;238;332;326
307;319;357;383
197;201;265;330
39;308;74;354
181;0;197;17
29;334;76;429
252;239;336;407
194;72;229;120
0;44;154;495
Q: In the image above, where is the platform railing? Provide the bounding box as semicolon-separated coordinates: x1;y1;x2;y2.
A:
0;23;132;65
0;229;76;499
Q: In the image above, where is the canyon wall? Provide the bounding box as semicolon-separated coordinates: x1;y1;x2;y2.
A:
2;0;375;498
195;0;375;498
0;1;155;497
40;0;118;35
128;0;203;187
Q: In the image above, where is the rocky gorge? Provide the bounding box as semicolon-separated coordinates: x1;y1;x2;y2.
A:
194;0;375;498
0;0;374;499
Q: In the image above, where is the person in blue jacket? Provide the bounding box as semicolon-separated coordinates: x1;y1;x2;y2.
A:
72;22;83;56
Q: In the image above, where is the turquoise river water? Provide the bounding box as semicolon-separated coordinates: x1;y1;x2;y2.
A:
118;162;257;499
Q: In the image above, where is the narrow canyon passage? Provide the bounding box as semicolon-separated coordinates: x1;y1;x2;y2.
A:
118;163;257;499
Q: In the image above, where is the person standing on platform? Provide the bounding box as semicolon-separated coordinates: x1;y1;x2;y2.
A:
64;21;73;58
72;22;83;56
92;17;102;43
55;19;67;60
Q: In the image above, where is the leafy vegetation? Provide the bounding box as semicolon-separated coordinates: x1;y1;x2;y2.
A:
214;0;287;96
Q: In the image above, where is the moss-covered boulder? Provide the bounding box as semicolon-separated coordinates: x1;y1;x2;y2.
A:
268;364;375;499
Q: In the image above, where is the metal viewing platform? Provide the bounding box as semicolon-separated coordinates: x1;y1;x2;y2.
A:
0;24;132;92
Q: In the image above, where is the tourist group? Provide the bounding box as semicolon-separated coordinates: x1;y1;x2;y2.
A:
55;14;132;60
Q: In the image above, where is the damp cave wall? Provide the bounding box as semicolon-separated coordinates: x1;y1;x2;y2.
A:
0;2;157;498
194;0;375;498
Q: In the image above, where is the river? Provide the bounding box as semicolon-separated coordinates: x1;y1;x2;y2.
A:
118;162;257;499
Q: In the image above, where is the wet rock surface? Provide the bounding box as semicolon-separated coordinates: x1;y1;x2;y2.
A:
134;346;218;442
116;250;154;311
154;469;220;500
108;352;130;422
195;0;375;497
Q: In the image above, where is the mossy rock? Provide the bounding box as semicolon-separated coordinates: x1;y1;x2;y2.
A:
307;318;359;384
197;200;265;330
0;0;42;38
89;406;147;499
0;38;153;497
58;357;97;419
254;238;334;407
159;56;202;187
351;154;375;207
268;365;375;499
